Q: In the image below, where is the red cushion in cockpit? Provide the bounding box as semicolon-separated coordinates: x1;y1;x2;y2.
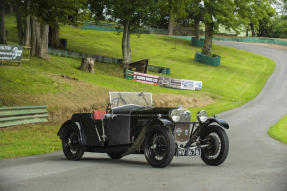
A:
93;110;106;120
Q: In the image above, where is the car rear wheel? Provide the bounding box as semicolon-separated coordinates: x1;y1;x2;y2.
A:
62;124;84;160
200;125;229;166
144;126;175;168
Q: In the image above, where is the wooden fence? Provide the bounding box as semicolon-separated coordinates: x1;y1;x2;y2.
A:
0;105;48;128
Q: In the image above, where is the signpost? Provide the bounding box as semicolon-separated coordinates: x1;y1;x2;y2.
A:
0;45;23;65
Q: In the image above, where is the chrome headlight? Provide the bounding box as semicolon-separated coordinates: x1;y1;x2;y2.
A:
170;107;190;123
197;110;208;123
170;109;181;122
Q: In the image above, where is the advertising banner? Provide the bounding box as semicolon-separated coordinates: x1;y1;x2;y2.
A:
133;72;159;85
0;45;23;61
159;77;202;90
181;79;195;90
126;70;202;91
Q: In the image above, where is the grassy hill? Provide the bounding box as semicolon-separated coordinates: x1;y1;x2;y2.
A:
0;15;275;159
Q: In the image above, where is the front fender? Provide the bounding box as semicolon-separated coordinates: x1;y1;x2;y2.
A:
207;118;229;129
150;118;174;131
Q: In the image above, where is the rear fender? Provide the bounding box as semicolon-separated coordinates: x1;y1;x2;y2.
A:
57;120;85;144
57;120;73;138
207;118;229;129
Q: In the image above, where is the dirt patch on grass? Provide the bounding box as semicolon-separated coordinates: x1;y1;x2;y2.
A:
10;74;214;122
35;75;109;122
153;93;214;108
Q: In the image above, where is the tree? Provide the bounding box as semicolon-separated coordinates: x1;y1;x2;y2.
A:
237;0;275;37
13;0;87;58
99;0;160;72
159;0;190;36
186;0;204;39
201;0;240;56
45;0;88;48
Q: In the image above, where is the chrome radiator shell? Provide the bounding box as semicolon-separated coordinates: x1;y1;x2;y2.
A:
174;111;191;145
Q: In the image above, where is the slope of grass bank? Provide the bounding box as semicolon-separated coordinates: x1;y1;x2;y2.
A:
60;25;275;115
268;115;287;144
0;15;275;159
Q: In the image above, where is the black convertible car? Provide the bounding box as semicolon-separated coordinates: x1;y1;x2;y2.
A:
58;92;229;168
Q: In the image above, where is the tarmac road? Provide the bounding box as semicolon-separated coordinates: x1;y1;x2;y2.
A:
1;41;287;191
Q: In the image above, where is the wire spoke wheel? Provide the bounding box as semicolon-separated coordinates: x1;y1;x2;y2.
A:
200;125;229;166
144;126;175;168
62;124;84;160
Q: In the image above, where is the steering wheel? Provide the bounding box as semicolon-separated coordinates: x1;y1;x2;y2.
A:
111;97;127;107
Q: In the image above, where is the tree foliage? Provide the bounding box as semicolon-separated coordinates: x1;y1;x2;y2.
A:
89;0;160;70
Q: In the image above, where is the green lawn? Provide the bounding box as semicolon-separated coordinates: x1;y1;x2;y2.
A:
0;15;275;159
268;115;287;144
0;124;61;159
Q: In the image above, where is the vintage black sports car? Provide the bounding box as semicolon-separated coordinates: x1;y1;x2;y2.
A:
58;92;229;168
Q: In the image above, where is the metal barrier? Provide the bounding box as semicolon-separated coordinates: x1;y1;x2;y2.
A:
48;48;171;74
82;25;168;35
147;65;170;74
171;36;287;47
0;105;48;128
48;49;122;64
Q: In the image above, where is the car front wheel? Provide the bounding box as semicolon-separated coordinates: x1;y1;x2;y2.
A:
62;124;84;160
144;126;175;168
200;125;229;166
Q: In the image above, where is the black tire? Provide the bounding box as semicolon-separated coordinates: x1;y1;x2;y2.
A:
62;124;85;160
200;125;229;166
144;126;175;168
107;153;123;159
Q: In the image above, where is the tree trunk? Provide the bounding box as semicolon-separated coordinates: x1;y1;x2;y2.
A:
80;57;94;73
194;18;200;40
16;10;23;45
30;17;40;56
202;23;214;56
23;15;31;46
122;21;131;73
49;23;60;48
0;1;6;44
168;11;175;36
38;23;49;59
246;26;249;37
9;5;13;14
30;17;49;59
250;23;255;37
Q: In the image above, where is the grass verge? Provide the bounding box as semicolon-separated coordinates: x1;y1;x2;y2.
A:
0;124;61;160
268;115;287;144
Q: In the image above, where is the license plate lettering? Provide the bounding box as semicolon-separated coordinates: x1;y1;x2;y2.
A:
176;147;201;156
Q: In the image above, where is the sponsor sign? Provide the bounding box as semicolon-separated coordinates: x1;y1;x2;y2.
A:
194;81;203;90
126;70;202;91
0;45;23;61
159;77;202;91
181;79;195;90
133;72;159;85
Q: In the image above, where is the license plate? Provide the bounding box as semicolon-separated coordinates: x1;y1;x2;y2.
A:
176;147;201;156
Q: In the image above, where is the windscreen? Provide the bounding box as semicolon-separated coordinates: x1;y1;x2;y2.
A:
109;92;153;109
